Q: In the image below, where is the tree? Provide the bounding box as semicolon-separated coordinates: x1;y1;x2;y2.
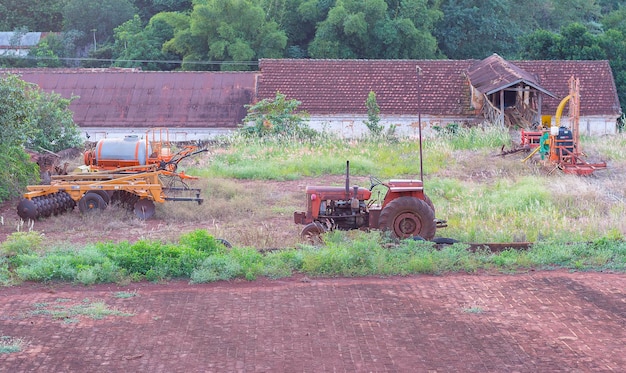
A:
163;0;287;71
0;74;37;147
0;0;65;31
520;23;606;60
435;0;522;59
131;0;193;22
262;0;330;58
308;0;441;59
0;74;82;201
113;14;180;70
62;0;137;47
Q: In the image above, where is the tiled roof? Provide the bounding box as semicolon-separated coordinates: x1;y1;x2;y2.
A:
258;58;621;117
515;60;621;116
2;68;256;128
258;59;475;116
467;54;555;97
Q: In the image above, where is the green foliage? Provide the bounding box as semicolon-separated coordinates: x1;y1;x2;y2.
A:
163;0;287;71
364;91;383;136
113;14;180;71
27;298;133;322
520;21;625;113
0;73;81;201
0;232;44;257
240;91;315;139
96;240;204;281
2;229;626;286
0;336;26;354
0;144;39;202
308;0;441;59
62;0;137;46
190;255;242;283
28;91;82;152
0;257;12;286
435;0;523;59
0;74;36;147
0;0;65;31
178;229;229;255
431;125;510;150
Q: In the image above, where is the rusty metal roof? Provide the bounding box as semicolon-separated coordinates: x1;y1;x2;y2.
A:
4;68;256;128
466;54;556;97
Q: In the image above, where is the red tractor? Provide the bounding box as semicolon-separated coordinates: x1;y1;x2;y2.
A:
294;161;446;242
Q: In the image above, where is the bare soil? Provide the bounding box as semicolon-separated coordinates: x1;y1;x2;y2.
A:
1;271;625;372
1;174;625;371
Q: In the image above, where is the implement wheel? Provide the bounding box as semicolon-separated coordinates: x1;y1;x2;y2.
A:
300;222;326;245
134;199;156;220
78;192;107;213
378;196;436;240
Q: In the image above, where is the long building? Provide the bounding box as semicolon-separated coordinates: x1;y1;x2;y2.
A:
3;55;621;140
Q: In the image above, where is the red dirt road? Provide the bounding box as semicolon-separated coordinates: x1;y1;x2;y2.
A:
1;270;625;372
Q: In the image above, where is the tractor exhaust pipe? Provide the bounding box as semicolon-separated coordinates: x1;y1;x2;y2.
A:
345;160;350;197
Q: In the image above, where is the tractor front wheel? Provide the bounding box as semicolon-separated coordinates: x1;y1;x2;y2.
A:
378;196;436;240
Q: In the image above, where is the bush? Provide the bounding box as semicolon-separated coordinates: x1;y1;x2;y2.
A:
0;145;39;202
1;232;44;257
190;255;241;283
239;91;316;140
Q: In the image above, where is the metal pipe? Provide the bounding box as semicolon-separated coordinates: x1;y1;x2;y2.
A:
417;65;424;182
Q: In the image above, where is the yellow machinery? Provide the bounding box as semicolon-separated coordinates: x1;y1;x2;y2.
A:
17;129;206;220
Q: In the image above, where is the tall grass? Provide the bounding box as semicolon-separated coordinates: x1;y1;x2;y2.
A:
2;125;626;285
197;128;509;180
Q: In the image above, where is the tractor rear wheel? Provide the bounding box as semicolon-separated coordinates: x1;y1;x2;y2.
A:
424;194;435;214
378;196;436;240
78;192;107;213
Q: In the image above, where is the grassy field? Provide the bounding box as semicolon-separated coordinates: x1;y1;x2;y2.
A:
1;126;625;285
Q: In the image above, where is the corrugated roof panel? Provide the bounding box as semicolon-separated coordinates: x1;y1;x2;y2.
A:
4;69;256;128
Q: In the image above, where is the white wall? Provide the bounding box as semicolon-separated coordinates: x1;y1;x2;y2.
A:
551;116;618;136
307;114;618;138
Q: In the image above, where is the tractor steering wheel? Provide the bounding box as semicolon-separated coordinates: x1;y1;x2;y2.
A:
369;176;384;190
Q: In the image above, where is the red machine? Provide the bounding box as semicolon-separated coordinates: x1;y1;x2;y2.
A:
294;161;446;242
519;77;606;176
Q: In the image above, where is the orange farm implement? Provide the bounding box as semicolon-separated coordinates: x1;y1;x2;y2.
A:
504;77;607;176
17;129;206;220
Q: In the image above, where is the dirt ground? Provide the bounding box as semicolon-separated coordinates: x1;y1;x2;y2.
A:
1;270;625;372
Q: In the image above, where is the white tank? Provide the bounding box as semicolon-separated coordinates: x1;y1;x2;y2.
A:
95;135;152;165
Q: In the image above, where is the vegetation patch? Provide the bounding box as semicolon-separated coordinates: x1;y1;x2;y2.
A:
0;335;27;354
27;298;134;324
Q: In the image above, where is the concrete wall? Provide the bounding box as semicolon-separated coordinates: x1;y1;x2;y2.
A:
307;114;618;138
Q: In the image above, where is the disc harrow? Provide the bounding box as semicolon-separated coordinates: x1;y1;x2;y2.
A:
17;191;76;220
16;165;203;221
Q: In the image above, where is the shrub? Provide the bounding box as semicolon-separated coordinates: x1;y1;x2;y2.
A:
239;91;316;139
189;255;241;283
1;232;44;257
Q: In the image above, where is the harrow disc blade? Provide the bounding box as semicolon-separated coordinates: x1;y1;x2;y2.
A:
134;199;155;220
17;199;38;220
